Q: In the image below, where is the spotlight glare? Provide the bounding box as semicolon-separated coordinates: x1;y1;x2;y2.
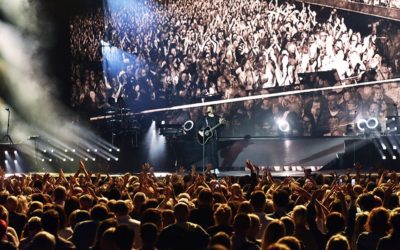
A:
94;149;98;152
107;158;111;161
92;158;96;161
393;156;397;160
394;146;397;150
277;119;290;133
51;149;54;153
108;149;112;152
70;158;74;162
64;149;68;153
115;158;119;161
85;158;88;161
43;149;47;153
14;150;17;154
382;156;387;160
4;160;7;163
62;158;66;162
41;159;45;162
117;148;120;152
87;149;90;152
72;149;76;152
49;159;52;162
366;117;378;129
357;119;367;131
4;150;8;154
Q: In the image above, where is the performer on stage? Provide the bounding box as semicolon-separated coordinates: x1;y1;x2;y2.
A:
197;105;225;170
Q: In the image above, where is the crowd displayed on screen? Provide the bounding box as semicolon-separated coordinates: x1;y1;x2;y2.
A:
69;0;400;136
349;0;400;9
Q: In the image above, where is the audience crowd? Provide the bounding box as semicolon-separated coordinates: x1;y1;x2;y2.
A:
0;160;399;250
349;0;400;9
69;0;400;136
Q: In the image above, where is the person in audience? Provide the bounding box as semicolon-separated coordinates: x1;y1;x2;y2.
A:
207;204;233;237
261;219;285;250
292;205;317;250
231;213;260;250
70;204;108;250
326;234;350;250
30;231;56;250
19;216;42;250
0;219;17;250
157;202;210;250
356;207;390;250
189;188;215;229
140;223;159;250
114;200;141;249
376;207;400;250
41;209;76;250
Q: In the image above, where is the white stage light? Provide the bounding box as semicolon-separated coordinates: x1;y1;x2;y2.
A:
357;119;367;131
366;118;378;129
277;119;290;132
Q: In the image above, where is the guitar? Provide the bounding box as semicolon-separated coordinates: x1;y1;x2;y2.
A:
197;118;225;145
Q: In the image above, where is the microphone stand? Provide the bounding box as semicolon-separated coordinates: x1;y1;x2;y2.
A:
202;125;205;173
1;109;14;144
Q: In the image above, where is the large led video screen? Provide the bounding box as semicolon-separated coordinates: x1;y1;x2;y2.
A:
69;0;400;137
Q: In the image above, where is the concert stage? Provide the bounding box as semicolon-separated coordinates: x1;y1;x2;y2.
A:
1;135;399;174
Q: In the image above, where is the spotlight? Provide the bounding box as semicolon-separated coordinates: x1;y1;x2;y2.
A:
49;159;52;162
62;158;66;162
64;149;68;153
43;149;47;153
394;146;397;150
381;143;387;150
84;158;88;161
161;120;165;125
94;149;98;152
51;149;54;153
92;158;96;161
4;160;7;164
41;159;45;162
14;160;17;163
357;119;367;131
115;158;119;161
14;150;17;154
108;149;112;152
277;119;290;133
116;148;120;152
72;149;76;152
87;149;91;152
4;150;8;154
366;118;378;129
382;156;387;160
107;158;111;161
393;156;397;160
70;158;74;162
